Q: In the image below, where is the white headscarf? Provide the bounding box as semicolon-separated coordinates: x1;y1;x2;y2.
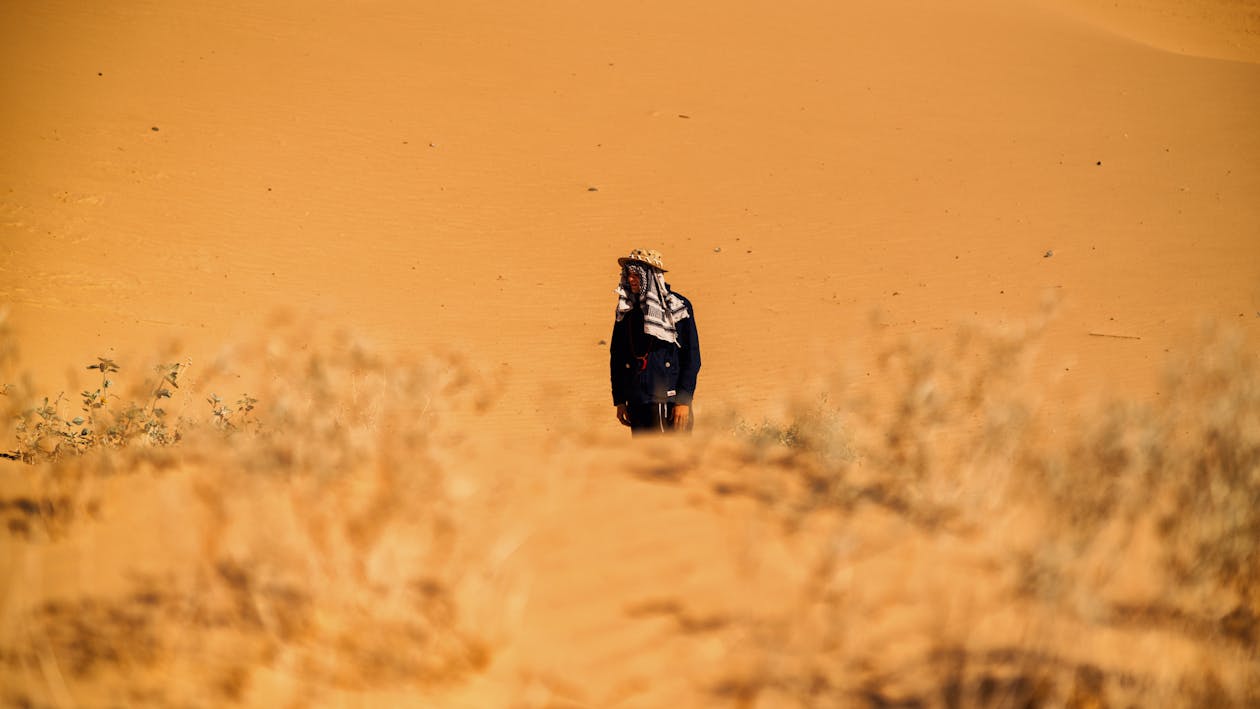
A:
615;263;690;346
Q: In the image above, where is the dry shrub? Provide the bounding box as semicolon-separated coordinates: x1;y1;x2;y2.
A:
2;312;1256;706
1151;328;1260;606
0;317;506;705
717;315;1049;531
690;318;1259;707
1024;326;1259;615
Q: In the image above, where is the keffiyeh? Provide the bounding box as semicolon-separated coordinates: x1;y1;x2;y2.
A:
615;263;690;346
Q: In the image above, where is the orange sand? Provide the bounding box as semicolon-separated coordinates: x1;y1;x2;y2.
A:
2;0;1258;705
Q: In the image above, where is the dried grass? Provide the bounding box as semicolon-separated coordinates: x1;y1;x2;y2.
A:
1;312;1256;706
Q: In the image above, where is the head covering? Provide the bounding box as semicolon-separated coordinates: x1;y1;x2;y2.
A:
618;248;668;272
615;250;689;346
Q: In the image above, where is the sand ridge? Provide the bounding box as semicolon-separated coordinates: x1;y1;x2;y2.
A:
1044;0;1260;64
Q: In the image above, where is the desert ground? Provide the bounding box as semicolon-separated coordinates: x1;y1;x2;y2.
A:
2;0;1258;706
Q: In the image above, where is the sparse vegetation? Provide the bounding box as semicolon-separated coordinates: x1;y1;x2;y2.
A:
1;319;1256;706
3;355;254;463
713;321;1260;706
207;392;258;432
0;322;500;705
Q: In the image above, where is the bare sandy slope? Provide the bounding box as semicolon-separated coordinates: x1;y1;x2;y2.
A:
2;0;1258;429
2;0;1259;706
1046;0;1260;64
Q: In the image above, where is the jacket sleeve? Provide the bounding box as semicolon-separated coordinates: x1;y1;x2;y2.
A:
610;318;629;405
674;300;701;406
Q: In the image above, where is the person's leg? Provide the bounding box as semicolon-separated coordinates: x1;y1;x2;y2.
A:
627;403;667;435
628;402;694;434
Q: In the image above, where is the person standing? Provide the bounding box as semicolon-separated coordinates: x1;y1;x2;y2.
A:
610;249;701;433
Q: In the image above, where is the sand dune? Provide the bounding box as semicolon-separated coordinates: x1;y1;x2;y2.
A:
2;0;1258;705
1047;0;1260;63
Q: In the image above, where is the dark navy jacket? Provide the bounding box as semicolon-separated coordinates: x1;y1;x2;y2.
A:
610;291;701;406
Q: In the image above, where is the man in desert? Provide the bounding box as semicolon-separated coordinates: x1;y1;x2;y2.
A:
610;249;701;434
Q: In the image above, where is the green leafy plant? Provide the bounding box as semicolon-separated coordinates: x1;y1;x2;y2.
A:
4;355;257;463
207;393;258;432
